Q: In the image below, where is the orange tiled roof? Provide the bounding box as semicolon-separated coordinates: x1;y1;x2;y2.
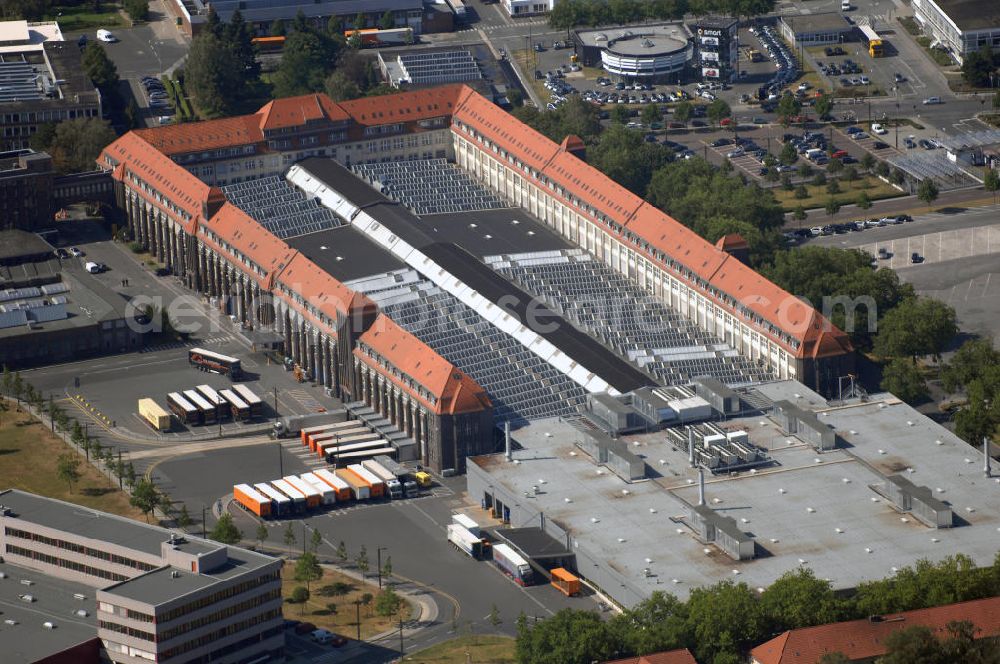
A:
100;132;216;232
750;596;1000;664
339;84;465;126
275;252;373;325
200;203;296;290
355;314;492;416
134;115;264;156
605;649;698;664
256;93;351;131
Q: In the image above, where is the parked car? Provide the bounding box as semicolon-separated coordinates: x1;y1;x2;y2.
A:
873;141;890;150
923;96;942;105
871;123;887;135
69;247;84;257
911;253;924;264
55;248;69;259
96;29;117;43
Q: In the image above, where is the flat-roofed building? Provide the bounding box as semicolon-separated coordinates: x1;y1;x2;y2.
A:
912;0;1000;64
0;149;54;230
0;489;283;664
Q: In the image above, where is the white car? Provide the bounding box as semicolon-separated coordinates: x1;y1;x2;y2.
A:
871;123;887;135
96;29;117;43
922;96;942;105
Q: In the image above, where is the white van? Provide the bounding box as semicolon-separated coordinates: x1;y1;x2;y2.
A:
96;29;117;43
84;261;101;274
841;0;851;10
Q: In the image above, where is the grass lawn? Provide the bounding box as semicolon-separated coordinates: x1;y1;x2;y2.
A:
44;3;125;32
404;635;517;664
898;16;921;37
0;402;146;520
281;564;411;640
774;177;902;211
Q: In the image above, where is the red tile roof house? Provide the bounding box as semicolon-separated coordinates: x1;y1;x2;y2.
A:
605;648;699;664
750;596;1000;664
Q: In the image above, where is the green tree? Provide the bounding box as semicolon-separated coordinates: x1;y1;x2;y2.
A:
827;179;841;194
178;504;192;530
381;555;392;585
185;32;242;117
827;158;843;175
488;603;502;629
324;71;362;101
283;522;296;552
960;46;996;87
272;30;337;97
843;165;859;182
761;568;841;633
776;92;802;125
255;522;268;549
375;586;402;617
685;580;765;664
209;512;243;544
818;654;852;664
225;9;261;85
71;420;84;448
81;42;119;91
873;297;957;361
158;492;173;517
291;585;310;614
825;198;841;216
204;5;223;36
876;160;891;178
587;124;671;195
673;100;692;124
794;184;809;199
379;10;395;30
815;93;833;120
516;609;618;664
295;551;323;592
861;152;876;172
984;168;1000;196
45;117;117;174
310;527;323;553
356;544;370;578
57;453;81;493
782;173;794;191
891;167;907;186
610;104;630;125
917;178;940;208
780;140;798;165
270;18;286;36
856;191;872;209
123;0;149;21
706;98;732;127
798;162;814;178
812;172;827;187
792;205;807;221
336;540;348;564
130;478;160;522
610;591;689;656
881;357;929;403
641;102;662;126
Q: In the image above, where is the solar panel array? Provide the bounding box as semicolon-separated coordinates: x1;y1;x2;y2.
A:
222;176;342;239
351;269;588;425
396;50;482;86
487;250;773;388
0;58;45;103
0;299;67;329
887;152;977;190
353;158;512;215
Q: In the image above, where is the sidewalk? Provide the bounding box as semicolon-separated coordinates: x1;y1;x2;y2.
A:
784;185;995;227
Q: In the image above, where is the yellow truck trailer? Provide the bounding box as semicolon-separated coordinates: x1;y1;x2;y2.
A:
138;398;171;432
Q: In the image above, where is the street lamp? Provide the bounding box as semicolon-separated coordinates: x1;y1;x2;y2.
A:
377;546;388;589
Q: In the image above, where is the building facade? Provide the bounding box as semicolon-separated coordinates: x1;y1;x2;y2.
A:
502;0;555;17
912;0;1000;64
690;16;738;82
574;24;693;83
0;490;283;664
0;149;54;230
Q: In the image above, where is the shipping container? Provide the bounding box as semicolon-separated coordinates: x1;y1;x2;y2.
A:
452;513;480;537
166;392;200;425
271;478;307;512
255;482;291;517
196;384;229;420
189;347;242;378
183;389;217;425
492;543;533;586
230;384;264;418
300;472;337;505
335;468;370;500
138;398;171;432
219;389;251;421
309;425;368;452
319;438;384;463
284;475;322;509
318;433;381;459
448;524;487;559
234;483;272;518
301;421;363;448
313;469;353;502
347;463;385;498
550;568;580;596
336;447;397;462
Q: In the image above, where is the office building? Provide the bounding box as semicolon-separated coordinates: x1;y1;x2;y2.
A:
912;0;1000;64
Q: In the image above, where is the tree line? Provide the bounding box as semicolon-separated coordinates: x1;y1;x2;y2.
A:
548;0;776;30
516;554;1000;664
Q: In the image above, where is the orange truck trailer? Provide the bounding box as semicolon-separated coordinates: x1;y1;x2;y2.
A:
347;463;385;498
233;483;272;518
284;475;322;509
314;468;353;502
550;568;580;596
335;467;370;500
309;425;368;453
302;420;364;449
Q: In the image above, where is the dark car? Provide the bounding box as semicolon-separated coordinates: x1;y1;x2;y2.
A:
911;253;924;264
294;622;317;635
534;69;543;80
330;635;348;647
154;266;172;277
919;139;934;149
898;214;913;222
691;119;706;127
842;155;858;164
55;248;70;259
873;141;890;150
